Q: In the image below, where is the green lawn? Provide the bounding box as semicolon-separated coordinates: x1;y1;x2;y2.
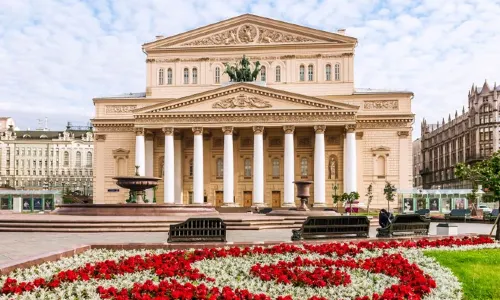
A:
425;248;500;300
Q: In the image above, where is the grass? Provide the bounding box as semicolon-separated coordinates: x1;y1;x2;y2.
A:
425;248;500;300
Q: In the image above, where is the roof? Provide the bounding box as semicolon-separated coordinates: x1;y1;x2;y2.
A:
354;88;413;95
95;92;146;99
5;130;91;140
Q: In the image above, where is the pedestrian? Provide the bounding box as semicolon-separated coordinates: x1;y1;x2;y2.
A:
379;209;390;228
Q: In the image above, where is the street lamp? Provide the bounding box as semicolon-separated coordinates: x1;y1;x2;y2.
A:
332;181;340;211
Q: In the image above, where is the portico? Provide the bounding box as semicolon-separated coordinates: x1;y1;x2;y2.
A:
91;14;414;209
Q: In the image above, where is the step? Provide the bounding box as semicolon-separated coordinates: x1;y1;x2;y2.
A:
0;227;171;233
0;222;177;228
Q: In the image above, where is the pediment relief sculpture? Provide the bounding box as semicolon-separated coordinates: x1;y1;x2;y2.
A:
181;24;317;46
212;94;272;109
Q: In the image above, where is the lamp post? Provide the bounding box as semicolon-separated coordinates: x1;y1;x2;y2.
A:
332;181;339;211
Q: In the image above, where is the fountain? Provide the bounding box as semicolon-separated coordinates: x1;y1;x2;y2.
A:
113;167;160;203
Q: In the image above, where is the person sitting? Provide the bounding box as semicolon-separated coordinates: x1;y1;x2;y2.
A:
379;209;390;228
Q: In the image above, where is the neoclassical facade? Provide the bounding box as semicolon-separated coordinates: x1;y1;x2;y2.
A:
92;14;414;208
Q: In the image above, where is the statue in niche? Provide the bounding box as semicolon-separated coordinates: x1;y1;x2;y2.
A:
329;156;337;179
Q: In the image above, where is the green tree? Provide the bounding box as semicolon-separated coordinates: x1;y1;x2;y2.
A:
365;183;374;213
223;55;261;82
341;191;360;214
455;151;500;240
383;181;396;211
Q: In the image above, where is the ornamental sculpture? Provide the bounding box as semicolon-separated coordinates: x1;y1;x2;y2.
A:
213;94;272;109
223;55;261;82
363;100;399;110
180;24;317;46
105;105;137;114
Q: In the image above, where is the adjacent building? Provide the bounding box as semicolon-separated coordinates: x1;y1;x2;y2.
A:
0;118;15;133
0;122;94;195
92;14;414;208
412;138;423;188
419;81;500;189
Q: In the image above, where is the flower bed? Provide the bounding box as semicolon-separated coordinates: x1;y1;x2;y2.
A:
0;236;497;300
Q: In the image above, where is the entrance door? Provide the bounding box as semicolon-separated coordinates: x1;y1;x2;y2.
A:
215;191;224;207
272;191;281;208
243;191;252;207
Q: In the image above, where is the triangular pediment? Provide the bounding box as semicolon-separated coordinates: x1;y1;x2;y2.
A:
135;83;358;114
143;14;356;51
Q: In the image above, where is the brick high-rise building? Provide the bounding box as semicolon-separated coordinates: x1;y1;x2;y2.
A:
419;81;500;189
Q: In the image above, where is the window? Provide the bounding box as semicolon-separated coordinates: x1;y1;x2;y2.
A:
260;66;266;82
308;64;313;81
272;158;280;178
189;159;193;177
215;67;221;84
183;68;189;84
192;68;198;84
299;65;305;81
325;64;332;81
86;152;92;167
300;158;308;177
75;151;81;167
167;68;173;85
216;158;223;178
244;158;252;178
275;66;281;82
64;151;69;167
376;156;386;177
334;63;340;81
158;68;164;85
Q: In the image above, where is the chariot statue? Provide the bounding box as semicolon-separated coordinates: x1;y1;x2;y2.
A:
223;55;261;82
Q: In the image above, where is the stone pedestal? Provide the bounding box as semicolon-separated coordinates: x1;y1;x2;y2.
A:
436;223;458;236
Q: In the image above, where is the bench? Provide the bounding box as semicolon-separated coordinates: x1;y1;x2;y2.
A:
291;216;369;241
258;208;273;214
444;209;471;222
415;209;430;219
376;214;430;237
167;218;226;243
483;209;499;222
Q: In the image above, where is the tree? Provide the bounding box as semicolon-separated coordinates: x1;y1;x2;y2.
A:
383;181;396;211
341;191;360;214
455;150;500;240
365;183;374;213
223;55;261;82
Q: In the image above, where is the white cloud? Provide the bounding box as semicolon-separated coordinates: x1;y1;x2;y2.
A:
0;0;499;137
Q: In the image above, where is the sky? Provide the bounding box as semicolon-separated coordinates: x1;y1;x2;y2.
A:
1;0;499;138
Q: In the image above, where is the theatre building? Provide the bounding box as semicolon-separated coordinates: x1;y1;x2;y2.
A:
92;14;414;208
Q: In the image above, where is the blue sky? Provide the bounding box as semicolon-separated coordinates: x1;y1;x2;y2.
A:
1;0;499;137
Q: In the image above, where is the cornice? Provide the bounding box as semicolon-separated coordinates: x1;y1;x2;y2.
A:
147;53;354;64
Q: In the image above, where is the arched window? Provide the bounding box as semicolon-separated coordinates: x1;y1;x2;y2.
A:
216;158;223;178
192;68;198;84
334;63;340;81
183;68;189;84
325;64;332;81
275;66;281;82
75;151;81;167
308;64;314;81
376;156;386;176
215;67;221;84
167;68;173;85
299;65;305;81
158;68;164;85
189;159;193;177
244;158;252;178
86;152;92;167
272;158;280;178
300;158;308;177
63;151;69;167
260;66;266;82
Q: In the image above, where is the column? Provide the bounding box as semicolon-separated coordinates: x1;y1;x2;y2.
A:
163;127;175;204
145;132;154;202
283;125;295;207
174;135;183;204
313;125;326;206
345;125;357;193
192;127;204;204
222;127;235;206
253;126;265;206
135;128;146;176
